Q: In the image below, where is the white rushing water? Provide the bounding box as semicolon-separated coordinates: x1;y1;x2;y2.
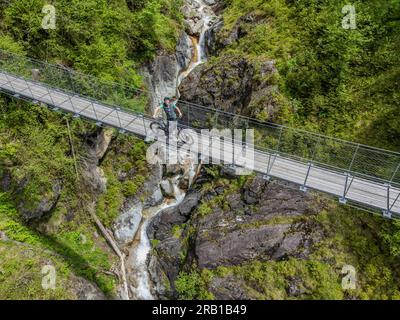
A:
128;177;185;300
126;0;218;300
177;0;216;88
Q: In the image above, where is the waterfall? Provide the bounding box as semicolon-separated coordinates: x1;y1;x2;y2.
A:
177;0;217;89
123;0;219;300
127;176;185;300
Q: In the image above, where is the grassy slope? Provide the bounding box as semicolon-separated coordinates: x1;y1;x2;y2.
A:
219;0;400;149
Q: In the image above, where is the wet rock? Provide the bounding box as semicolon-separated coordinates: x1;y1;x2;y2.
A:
176;32;193;71
154;237;182;289
95;129;114;160
178;191;201;217
81;128;114;194
142;164;163;208
0;170;11;191
243;176;267;205
140;53;180;110
148;254;172;299
148;190;199;241
160;179;176;197
196;224;290;269
113;202;142;245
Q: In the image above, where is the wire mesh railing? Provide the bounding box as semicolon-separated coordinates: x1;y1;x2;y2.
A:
177;101;400;187
1;49;400;191
0;50;149;114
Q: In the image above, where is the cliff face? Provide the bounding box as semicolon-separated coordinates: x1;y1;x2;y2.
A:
147;167;400;300
147;169;328;299
179;55;280;121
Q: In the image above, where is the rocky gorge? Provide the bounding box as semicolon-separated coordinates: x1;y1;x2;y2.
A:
1;0;399;301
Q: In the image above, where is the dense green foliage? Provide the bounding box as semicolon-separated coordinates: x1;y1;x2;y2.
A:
0;0;183;84
221;0;400;149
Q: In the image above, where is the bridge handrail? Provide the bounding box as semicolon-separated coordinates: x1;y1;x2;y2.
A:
0;49;399;188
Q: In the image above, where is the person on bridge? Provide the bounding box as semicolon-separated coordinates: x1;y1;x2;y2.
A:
153;97;183;139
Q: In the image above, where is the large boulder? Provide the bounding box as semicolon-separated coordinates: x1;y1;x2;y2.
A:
113;202;143;246
81;128;114;194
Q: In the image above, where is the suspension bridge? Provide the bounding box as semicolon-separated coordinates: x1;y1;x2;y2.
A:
0;50;399;219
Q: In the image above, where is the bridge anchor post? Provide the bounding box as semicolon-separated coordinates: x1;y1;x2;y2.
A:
300;162;313;193
382;210;392;219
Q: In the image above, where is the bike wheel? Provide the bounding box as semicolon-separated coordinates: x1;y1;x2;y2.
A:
178;129;194;145
150;121;163;135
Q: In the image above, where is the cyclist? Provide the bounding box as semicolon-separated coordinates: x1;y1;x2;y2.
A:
153;97;183;139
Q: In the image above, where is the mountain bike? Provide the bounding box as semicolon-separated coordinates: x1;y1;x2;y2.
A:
150;117;194;146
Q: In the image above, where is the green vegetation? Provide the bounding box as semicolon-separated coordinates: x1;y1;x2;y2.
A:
175;269;214;300
220;0;400;149
0;0;172;299
0;0;399;301
0;193;116;297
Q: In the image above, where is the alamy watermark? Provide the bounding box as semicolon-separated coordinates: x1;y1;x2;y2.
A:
146;124;255;174
341;264;357;290
342;4;356;29
41;4;56;30
41;264;57;290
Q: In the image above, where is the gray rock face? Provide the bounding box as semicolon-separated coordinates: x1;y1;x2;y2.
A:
144;186;163;208
176;32;193;71
81;128;114;194
149;190;200;241
113;202;143;245
160;179;176;197
150;170;328;298
212;11;266;52
72;276;106;300
0;231;8;241
179;55;280;121
147;190;201;297
141;53;180;111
